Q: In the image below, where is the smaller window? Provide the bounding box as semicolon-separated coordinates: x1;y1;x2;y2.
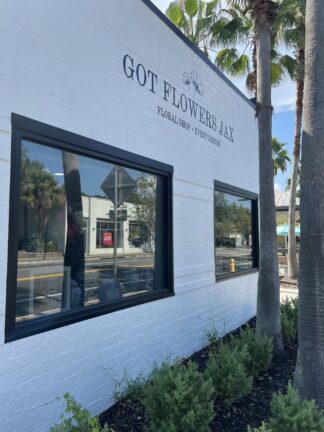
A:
214;181;258;280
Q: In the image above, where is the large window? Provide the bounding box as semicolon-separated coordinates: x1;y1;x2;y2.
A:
6;115;173;341
214;181;258;280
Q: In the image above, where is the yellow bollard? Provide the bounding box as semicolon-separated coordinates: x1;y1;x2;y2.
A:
229;258;235;272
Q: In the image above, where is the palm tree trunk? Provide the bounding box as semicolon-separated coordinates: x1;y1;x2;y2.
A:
294;0;324;407
62;151;85;309
254;0;284;353
287;77;304;279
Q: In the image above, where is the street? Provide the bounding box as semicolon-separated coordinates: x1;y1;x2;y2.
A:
16;254;154;321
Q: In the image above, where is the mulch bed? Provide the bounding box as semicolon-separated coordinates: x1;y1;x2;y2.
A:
100;318;297;432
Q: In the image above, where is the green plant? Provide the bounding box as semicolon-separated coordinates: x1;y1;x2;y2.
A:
205;325;220;347
230;326;273;377
281;297;298;344
51;393;114;432
113;371;148;403
141;360;214;432
204;343;252;407
247;383;324;432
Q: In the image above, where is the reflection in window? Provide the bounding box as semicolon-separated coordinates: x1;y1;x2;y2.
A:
16;140;167;323
96;220;123;248
128;222;149;248
214;188;257;277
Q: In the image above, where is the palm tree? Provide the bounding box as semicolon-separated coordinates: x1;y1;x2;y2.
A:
230;0;284;353
272;137;290;175
294;0;324;407
165;0;221;57
214;1;295;95
286;161;300;198
166;0;284;353
275;0;305;279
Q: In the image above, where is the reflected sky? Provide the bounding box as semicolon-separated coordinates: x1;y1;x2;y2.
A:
22;140;142;197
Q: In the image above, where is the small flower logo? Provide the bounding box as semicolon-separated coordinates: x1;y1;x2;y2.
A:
182;71;204;96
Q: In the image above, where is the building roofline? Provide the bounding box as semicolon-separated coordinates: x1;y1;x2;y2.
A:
140;0;256;110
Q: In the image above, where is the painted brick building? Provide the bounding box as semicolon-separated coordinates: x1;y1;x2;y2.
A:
0;1;259;430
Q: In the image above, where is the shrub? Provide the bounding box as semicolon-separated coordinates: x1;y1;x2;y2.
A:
247;383;324;432
204;343;252;407
141;360;214;432
230;326;273;377
205;325;220;347
268;382;324;432
51;393;114;432
281;297;298;344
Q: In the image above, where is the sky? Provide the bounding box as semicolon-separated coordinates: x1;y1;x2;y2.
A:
152;0;296;193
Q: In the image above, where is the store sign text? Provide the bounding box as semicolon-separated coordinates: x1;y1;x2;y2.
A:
122;54;234;145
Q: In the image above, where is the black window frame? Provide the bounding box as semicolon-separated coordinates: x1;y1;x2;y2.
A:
6;114;174;342
214;180;259;282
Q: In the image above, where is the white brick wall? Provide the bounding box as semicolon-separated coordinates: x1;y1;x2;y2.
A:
0;1;259;430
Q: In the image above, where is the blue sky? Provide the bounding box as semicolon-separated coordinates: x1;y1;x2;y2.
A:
152;0;296;192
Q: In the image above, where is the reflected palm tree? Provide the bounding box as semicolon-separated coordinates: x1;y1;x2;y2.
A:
20;148;65;246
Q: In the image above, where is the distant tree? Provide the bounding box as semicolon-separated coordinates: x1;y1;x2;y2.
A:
286;161;301;198
275;0;305;279
272;137;291;175
215;192;252;245
128;175;157;253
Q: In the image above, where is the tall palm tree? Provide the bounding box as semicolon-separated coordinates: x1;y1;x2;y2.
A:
272;137;290;175
294;0;324;407
232;0;284;353
166;0;284;352
275;0;305;279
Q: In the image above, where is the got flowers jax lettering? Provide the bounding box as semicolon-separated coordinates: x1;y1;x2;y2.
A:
122;54;234;147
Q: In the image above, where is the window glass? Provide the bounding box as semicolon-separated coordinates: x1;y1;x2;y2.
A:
214;189;256;277
16;140;167;323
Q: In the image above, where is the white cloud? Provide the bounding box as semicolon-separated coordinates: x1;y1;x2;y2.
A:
152;0;296;114
272;82;296;113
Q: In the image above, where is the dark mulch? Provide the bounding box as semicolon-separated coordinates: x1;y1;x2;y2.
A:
100;318;297;432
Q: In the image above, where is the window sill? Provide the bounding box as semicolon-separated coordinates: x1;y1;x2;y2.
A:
5;290;175;343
